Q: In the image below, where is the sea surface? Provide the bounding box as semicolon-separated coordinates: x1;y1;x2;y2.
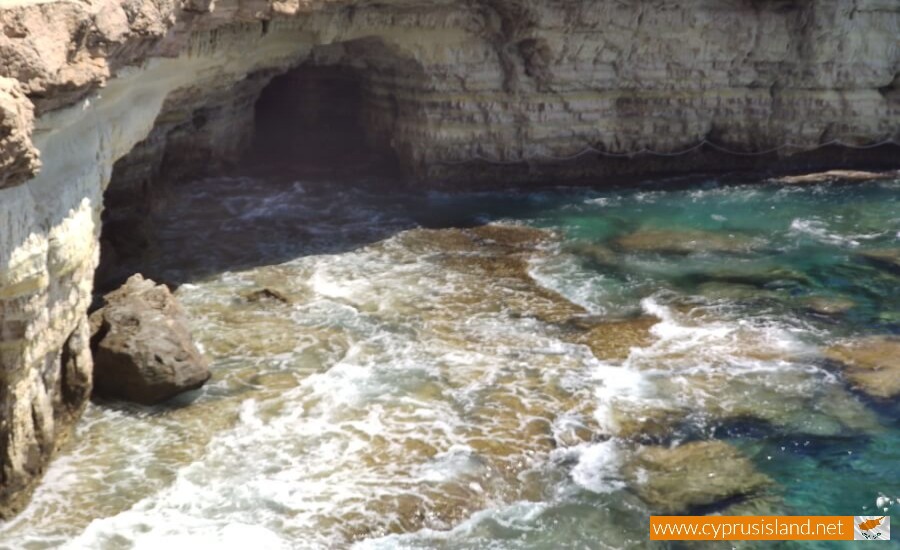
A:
1;173;898;549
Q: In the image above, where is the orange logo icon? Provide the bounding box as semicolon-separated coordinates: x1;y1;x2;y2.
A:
858;517;886;531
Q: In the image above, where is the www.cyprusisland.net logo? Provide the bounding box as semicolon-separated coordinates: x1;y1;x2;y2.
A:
854;516;890;541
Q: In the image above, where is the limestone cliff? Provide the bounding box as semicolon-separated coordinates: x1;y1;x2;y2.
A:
0;0;898;517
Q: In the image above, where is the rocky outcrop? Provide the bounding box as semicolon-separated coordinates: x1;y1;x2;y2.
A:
0;77;38;189
90;275;210;405
0;0;898;517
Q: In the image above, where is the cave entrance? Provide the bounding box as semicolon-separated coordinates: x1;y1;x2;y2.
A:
248;65;400;179
96;57;410;293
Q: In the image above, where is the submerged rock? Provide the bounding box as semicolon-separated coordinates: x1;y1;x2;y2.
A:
564;241;619;266
624;441;771;514
243;287;292;305
699;266;810;287
802;296;856;316
568;315;659;361
90;274;210;405
859;248;900;274
695;282;776;301
605;404;688;442
613;229;761;255
825;336;900;399
404;224;587;324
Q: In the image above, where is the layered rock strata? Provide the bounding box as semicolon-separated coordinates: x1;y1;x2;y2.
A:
0;0;899;517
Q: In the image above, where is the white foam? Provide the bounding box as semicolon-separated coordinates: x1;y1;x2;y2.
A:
65;513;288;550
789;218;886;247
565;441;625;494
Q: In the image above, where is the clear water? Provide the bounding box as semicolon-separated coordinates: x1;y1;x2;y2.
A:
1;175;898;549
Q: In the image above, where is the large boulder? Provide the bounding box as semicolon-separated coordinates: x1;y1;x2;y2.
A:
90;274;210;405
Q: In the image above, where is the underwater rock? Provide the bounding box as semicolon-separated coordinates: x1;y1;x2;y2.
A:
406;225;586;324
90;274;210;405
802;296;856;316
568;315;659;361
564;241;619;267
858;248;900;274
624;441;771;514
825;336;900;399
468;224;551;249
613;229;761;255
695;282;777;302
604;403;687;442
695;265;810;288
243;287;292;305
401;225;554;256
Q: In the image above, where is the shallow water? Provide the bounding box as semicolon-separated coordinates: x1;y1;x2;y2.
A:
1;174;898;549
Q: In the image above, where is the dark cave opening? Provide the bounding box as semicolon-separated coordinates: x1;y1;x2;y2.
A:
247;65;401;179
95;62;407;294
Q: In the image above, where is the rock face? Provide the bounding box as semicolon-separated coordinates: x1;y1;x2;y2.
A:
0;0;897;517
90;275;210;405
0;77;38;189
0;314;92;519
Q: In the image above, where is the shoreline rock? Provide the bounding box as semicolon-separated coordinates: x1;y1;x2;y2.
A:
89;274;210;405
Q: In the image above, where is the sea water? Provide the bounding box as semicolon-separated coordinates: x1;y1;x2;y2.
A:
1;174;898;549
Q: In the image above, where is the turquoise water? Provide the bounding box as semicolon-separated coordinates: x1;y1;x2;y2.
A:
1;174;897;549
397;178;900;548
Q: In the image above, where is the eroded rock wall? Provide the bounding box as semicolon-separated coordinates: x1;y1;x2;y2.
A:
0;0;898;517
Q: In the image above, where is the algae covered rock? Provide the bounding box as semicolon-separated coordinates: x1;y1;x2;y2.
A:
567;315;659;361
613;229;762;255
825;336;900;399
624;441;771;514
90;274;210;405
564;241;619;266
859;249;900;273
802;296;856;316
